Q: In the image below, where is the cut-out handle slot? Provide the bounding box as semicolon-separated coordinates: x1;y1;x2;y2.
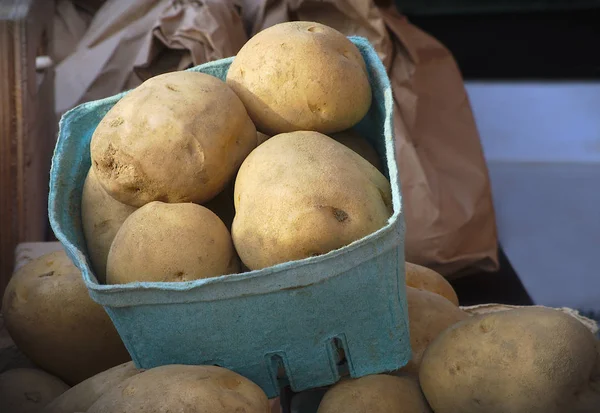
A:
331;336;350;377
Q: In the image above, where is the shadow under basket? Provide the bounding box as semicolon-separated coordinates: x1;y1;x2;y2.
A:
48;37;410;398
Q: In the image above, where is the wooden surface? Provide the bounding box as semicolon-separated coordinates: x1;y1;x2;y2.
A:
0;0;56;305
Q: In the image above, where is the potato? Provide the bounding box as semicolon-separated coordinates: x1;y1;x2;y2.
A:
1;251;131;384
87;365;269;413
42;362;141;413
202;180;235;230
81;167;136;283
0;368;69;413
395;287;468;374
405;262;459;306
226;21;372;135
331;129;383;173
257;131;271;145
419;307;600;413
317;374;432;413
90;71;257;207
232;131;392;270
107;201;240;284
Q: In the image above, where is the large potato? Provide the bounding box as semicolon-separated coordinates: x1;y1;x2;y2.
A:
107;201;240;284
405;262;459;306
226;21;372;135
1;251;131;385
232;131;392;270
396;287;468;374
317;374;431;413
81;167;136;283
419;307;600;413
42;362;141;413
0;368;69;413
87;365;269;413
331;129;383;173
91;71;257;207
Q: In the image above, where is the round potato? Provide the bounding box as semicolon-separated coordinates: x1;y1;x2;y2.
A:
107;201;240;284
318;374;431;413
42;362;141;413
87;365;269;413
395;287;468;374
331;129;383;173
1;251;130;385
419;307;600;413
405;262;459;306
226;21;372;135
0;368;69;413
91;71;257;207
232;131;392;270
202;180;235;231
81;167;136;283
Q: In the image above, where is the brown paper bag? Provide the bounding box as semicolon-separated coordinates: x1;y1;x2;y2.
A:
243;0;498;277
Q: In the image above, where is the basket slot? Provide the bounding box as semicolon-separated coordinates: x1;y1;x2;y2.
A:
330;336;350;377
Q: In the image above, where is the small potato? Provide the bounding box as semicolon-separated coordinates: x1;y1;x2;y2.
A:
81;167;136;283
419;307;600;413
202;181;235;230
331;129;383;173
405;262;459;306
232;131;392;270
42;362;141;413
396;287;468;374
317;374;432;413
1;251;130;385
87;365;269;413
257;131;271;145
0;368;69;413
227;21;372;135
91;71;257;207
107;202;240;284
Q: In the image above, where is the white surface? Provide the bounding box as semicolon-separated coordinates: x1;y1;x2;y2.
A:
465;82;600;311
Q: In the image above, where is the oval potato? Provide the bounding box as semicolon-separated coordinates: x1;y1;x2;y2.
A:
0;368;69;413
405;262;459;306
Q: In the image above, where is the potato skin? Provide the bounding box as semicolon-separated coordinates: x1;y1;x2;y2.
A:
91;71;257;207
226;21;372;135
331;129;383;173
419;307;600;413
107;201;240;284
0;368;70;413
405;262;459;306
396;287;468;374
81;167;136;283
1;251;130;385
87;365;269;413
42;362;141;413
232;131;392;270
317;374;432;413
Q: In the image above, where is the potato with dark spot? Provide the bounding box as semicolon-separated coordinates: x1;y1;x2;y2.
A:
107;202;240;284
1;251;130;385
81;167;136;283
86;365;269;413
405;262;459;306
331;129;383;173
90;71;257;207
419;307;600;413
317;374;432;413
226;21;372;135
232;131;392;270
0;368;69;413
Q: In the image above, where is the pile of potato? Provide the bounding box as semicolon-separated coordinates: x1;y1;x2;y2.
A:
1;21;599;413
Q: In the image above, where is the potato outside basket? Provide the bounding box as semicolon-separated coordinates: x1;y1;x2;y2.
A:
48;36;411;398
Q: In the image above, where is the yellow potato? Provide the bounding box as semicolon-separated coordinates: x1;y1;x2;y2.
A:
87;365;269;413
202;180;235;231
227;21;372;135
331;129;383;173
81;167;136;283
419;307;600;413
1;251;131;385
232;131;392;270
0;368;69;413
107;201;240;284
317;374;432;413
91;71;257;207
405;262;459;306
42;362;141;413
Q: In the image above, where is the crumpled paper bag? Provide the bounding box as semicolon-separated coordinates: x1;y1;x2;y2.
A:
54;0;498;277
